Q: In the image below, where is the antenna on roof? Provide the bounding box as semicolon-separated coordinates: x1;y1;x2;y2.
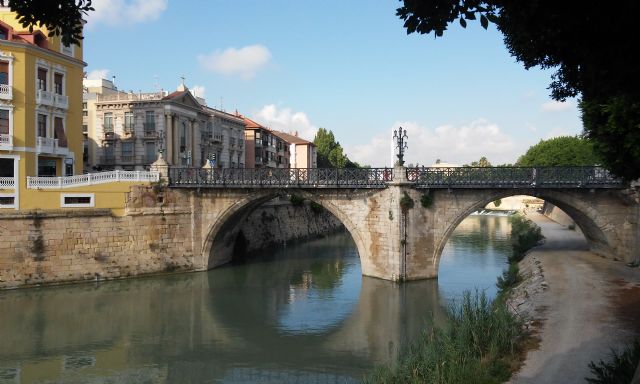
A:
153;75;160;92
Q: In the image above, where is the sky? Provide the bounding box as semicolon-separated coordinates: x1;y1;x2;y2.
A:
83;0;583;167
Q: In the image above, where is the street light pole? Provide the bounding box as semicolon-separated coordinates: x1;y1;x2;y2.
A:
393;126;408;166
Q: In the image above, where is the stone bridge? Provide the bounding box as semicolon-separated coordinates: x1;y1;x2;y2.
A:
147;165;639;281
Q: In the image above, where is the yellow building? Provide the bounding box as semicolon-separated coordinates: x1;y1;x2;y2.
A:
0;8;86;210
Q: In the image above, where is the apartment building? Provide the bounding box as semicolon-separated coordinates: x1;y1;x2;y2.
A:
84;82;245;170
1;8;84;209
243;117;290;168
272;131;317;168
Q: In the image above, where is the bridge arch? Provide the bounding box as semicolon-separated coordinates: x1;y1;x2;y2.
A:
201;189;369;272
429;189;621;274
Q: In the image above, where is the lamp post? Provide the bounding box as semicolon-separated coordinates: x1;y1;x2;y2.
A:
393;126;408;167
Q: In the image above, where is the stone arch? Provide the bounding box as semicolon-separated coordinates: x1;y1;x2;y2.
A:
201;189;368;271
431;189;619;273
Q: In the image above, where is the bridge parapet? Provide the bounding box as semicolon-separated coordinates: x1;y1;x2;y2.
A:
407;166;624;189
168;167;393;188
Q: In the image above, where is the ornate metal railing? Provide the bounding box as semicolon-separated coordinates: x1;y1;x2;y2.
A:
169;167;394;188
407;166;624;189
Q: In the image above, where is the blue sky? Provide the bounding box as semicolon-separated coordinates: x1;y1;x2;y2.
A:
84;0;582;167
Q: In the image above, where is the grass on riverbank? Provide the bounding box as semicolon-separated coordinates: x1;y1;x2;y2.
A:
364;214;544;383
586;340;640;384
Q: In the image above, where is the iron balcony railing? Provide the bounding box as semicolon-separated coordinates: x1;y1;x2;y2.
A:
169;167;394;188
406;166;624;189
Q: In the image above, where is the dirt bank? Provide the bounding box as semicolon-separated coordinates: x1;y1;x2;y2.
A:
510;213;640;383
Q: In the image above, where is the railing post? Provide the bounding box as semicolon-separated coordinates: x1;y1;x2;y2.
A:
88;173;93;185
136;170;141;181
58;177;62;188
116;169;120;182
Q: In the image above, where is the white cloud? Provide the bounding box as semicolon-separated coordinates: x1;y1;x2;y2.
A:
541;100;574;112
86;69;110;80
254;104;317;141
190;85;206;98
347;119;522;167
198;45;271;80
87;0;168;27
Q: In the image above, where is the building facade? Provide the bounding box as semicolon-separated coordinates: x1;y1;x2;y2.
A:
83;82;245;170
272;131;317;168
243;117;290;168
1;8;84;209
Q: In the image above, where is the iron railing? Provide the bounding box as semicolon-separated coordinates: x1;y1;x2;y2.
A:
169;167;394;188
407;166;624;189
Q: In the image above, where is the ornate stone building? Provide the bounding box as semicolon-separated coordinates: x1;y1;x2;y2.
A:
83;81;245;170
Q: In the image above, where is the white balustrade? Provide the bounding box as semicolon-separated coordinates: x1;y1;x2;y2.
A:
27;170;159;189
0;133;12;146
54;94;69;109
0;83;12;99
36;89;54;106
36;136;57;153
0;177;15;189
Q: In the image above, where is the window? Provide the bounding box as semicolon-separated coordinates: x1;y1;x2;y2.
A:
54;117;67;147
124;112;134;131
37;68;47;91
104;143;114;158
37;114;47;137
122;141;134;158
145;142;156;163
0;158;13;177
82;102;87;109
0;110;8;135
61;193;95;208
82;124;87;134
180;122;187;152
103;112;113;131
0;61;8;85
0;27;7;40
38;158;57;176
0;195;15;208
54;73;63;95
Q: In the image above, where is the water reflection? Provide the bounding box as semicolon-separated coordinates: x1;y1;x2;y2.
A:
0;216;512;384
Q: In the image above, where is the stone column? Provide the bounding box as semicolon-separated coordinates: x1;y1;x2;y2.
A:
386;165;415;281
165;113;173;165
190;119;196;166
173;116;180;165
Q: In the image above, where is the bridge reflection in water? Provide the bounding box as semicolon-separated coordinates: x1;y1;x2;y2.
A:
0;216;514;383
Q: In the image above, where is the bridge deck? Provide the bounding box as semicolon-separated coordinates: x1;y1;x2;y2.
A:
168;166;624;189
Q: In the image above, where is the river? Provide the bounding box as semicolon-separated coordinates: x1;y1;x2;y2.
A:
0;214;512;384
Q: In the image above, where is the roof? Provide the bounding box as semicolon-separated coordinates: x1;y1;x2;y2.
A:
271;130;314;146
243;117;267;129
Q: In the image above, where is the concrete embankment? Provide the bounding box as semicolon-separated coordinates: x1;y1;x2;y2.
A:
509;213;640;383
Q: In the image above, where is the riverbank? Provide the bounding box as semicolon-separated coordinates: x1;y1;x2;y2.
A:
510;213;640;383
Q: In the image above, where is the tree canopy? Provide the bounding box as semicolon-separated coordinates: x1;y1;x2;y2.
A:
313;128;360;168
397;1;640;180
465;156;491;167
516;136;600;167
0;0;93;45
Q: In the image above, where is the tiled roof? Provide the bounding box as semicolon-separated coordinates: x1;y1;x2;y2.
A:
271;130;314;145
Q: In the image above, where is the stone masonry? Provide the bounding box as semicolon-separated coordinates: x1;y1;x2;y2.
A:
1;180;638;289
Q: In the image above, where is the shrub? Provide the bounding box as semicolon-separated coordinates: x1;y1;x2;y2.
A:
309;201;324;214
400;192;415;213
586;340;640;384
289;194;305;207
509;214;543;263
420;193;433;208
497;263;521;292
493;198;502;208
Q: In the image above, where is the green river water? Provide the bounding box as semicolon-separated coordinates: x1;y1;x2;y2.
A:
0;214;512;384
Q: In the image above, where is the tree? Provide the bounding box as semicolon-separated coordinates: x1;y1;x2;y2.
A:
516;136;600;167
0;1;93;45
313;128;360;168
466;156;491;167
396;1;640;180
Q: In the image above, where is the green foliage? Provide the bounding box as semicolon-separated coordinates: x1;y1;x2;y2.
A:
466;156;492;167
309;201;324;214
396;1;640;180
509;215;543;263
517;136;601;166
289;194;304;207
2;0;93;45
496;263;521;292
586;340;640;384
365;291;523;384
399;192;414;213
313;128;360;168
581;97;640;181
420;193;433;208
493;198;502;208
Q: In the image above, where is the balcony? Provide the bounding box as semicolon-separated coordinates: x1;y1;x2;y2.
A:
123;125;135;137
0;84;12;100
35;136;67;156
36;89;54;106
53;93;68;109
100;156;116;165
0;176;15;189
103;125;115;140
0;133;12;148
121;155;135;164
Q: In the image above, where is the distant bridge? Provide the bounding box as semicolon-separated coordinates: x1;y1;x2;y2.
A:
147;165;639;281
